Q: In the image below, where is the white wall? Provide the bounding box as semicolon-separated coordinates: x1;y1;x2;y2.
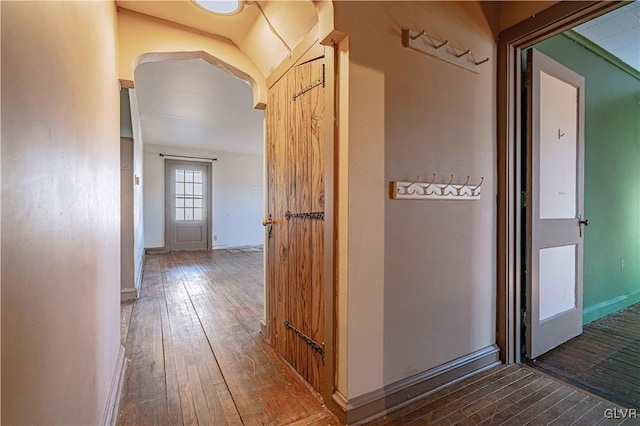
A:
144;144;263;249
1;1;121;423
335;1;497;399
130;90;145;288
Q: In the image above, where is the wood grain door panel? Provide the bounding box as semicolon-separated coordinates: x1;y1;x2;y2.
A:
265;57;325;391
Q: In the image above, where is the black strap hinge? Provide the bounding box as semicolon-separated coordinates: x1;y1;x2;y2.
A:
284;320;324;361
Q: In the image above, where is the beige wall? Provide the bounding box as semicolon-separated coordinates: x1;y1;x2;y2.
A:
121;138;135;294
498;1;559;32
1;1;121;423
335;1;497;399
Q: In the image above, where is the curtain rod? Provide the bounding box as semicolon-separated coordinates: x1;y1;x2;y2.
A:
159;153;217;162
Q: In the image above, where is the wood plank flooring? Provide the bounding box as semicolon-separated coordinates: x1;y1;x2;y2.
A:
533;302;640;410
368;365;637;426
119;249;638;425
117;248;339;426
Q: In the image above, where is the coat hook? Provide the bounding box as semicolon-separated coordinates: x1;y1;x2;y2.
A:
455;49;471;59
558;129;565;139
405;175;420;195
470;177;484;195
410;30;426;40
454;176;470;195
433;40;449;50
474;57;489;65
439;174;454;195
421;173;437;195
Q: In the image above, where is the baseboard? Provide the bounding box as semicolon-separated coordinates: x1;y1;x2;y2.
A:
583;289;640;324
144;246;166;254
339;344;500;425
135;252;145;295
120;287;138;302
102;345;126;426
260;319;268;341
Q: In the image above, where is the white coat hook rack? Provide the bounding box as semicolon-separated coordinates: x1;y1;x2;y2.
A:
402;29;489;74
391;174;483;200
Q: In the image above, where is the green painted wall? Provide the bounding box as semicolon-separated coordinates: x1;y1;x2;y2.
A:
120;87;133;138
535;34;640;324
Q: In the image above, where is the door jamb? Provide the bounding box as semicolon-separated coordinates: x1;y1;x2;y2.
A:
164;159;213;252
496;0;624;365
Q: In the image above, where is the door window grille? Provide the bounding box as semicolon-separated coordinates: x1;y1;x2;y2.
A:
175;169;203;221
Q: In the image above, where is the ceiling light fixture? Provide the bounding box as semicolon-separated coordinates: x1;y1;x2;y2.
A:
194;0;244;15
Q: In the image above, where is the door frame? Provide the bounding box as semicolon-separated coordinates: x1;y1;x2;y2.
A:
164;159;213;251
496;0;624;365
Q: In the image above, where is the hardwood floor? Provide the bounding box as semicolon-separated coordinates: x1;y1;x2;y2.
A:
368;365;636;426
119;249;636;425
118;248;339;426
533;302;640;410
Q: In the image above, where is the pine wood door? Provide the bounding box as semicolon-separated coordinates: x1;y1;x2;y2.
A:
265;57;325;391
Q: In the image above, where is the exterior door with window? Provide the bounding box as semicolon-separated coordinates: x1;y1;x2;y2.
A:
526;49;586;359
166;160;209;251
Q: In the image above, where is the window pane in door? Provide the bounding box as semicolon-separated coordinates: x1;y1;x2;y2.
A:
174;167;204;222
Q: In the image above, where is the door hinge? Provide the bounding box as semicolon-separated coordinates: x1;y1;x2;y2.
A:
521;191;527;208
285;211;324;221
284;320;324;362
292;64;325;101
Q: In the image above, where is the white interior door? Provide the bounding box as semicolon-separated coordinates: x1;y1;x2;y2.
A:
165;160;209;251
526;49;586;359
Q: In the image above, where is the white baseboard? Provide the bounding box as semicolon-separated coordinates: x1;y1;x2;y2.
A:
135;253;145;295
120;287;138;302
102;345;126;426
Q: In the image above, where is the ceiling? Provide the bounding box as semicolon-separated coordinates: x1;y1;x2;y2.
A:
117;1;317;76
119;0;319;155
572;1;640;72
128;1;638;157
134;58;264;154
